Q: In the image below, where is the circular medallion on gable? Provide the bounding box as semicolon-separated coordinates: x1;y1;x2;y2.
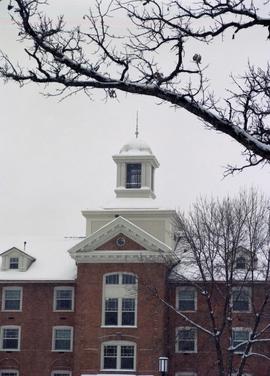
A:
116;236;126;248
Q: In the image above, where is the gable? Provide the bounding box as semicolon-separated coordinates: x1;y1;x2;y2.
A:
68;216;172;264
0;246;36;272
95;233;146;251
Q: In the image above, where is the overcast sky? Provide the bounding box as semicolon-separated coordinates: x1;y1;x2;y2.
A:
0;1;269;243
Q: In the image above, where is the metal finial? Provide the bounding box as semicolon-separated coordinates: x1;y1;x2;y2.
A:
135;111;139;138
24;241;26;251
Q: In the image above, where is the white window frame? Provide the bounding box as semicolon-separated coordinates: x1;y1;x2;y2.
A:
101;341;136;371
232;287;251;313
9;257;19;270
0;370;19;376
176;286;197;312
2;287;22;312
52;326;73;352
232;327;251;354
51;372;72;376
0;326;21;351
53;287;74;312
102;272;138;328
176;327;197;353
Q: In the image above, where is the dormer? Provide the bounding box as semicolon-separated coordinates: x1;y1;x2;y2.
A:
112;138;159;199
235;246;257;271
0;247;36;272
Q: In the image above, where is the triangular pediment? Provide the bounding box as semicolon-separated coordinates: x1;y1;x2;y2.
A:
95;233;146;251
0;246;35;261
68;216;171;262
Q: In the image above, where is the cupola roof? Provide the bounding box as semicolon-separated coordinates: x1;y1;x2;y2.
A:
119;138;153;155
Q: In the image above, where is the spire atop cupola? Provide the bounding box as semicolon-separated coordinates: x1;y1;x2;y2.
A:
112;132;159;199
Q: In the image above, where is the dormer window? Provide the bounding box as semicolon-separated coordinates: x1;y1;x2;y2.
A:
9;257;19;270
126;164;141;189
0;247;35;272
235;256;247;270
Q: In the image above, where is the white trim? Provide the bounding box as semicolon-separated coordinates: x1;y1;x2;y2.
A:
52;326;73;352
101;341;136;371
176;286;197;312
0;326;21;351
53;286;74;312
175;327;197;354
2;287;23;312
0;370;19;376
68;216;171;256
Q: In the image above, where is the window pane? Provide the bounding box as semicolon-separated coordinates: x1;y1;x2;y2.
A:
1;373;18;376
52;373;71;376
126;164;141;189
104;345;117;369
236;256;247;269
122;298;135;326
2;328;19;350
122;274;136;285
9;258;19;269
105;299;118;325
232;330;249;353
232;289;250;311
121;345;134;370
54;329;71;351
4;289;21;310
105;274;119;285
178;329;196;352
178;288;195;311
55;289;73;310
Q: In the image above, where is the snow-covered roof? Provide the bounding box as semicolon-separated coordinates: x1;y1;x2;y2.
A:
0;235;79;281
169;247;269;282
119;138;153;155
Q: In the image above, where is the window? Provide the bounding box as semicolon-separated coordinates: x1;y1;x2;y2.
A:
0;371;19;376
232;287;251;312
54;287;74;311
102;341;136;371
232;328;250;354
126;163;141;189
52;327;73;352
103;273;137;327
2;287;22;311
0;326;20;351
235;256;247;270
177;287;196;311
9;258;19;270
51;372;71;376
176;327;197;353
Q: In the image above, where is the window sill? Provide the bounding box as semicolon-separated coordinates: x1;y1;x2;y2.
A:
101;325;137;329
0;349;20;352
100;369;136;373
51;349;73;352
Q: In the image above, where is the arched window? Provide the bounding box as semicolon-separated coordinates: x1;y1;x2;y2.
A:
102;273;138;327
101;341;136;371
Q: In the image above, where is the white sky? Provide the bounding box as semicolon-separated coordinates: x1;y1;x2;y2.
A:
0;0;269;244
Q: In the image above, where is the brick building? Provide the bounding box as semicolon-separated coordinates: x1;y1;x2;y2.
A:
0;137;269;376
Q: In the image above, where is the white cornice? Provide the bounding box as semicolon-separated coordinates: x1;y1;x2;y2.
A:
68;216;172;264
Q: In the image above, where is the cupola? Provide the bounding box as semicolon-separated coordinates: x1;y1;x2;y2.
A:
112;134;159;199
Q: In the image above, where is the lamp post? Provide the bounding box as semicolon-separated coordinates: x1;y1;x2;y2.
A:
159;356;168;376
